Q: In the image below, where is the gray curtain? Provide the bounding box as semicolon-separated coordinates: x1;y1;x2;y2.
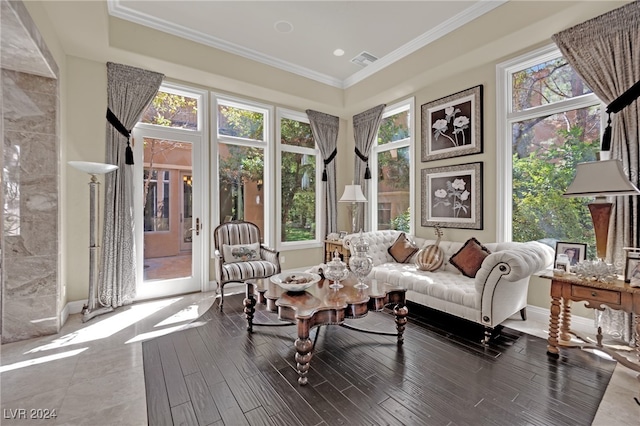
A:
306;110;339;237
352;104;385;231
99;62;164;308
552;0;640;344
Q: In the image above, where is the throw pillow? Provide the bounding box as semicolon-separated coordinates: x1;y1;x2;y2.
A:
223;242;261;263
449;237;491;278
388;233;419;263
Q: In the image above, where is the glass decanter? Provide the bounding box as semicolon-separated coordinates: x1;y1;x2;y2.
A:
324;250;350;289
348;231;373;289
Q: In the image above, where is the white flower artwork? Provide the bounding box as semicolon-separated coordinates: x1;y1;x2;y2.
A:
422;85;483;161
422;162;483;229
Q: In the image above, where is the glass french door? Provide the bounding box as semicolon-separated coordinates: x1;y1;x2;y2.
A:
133;127;206;300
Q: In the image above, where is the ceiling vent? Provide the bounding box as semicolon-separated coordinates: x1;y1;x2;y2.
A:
351;51;378;67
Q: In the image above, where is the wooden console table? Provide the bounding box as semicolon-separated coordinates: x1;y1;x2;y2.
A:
324;239;350;264
541;270;640;376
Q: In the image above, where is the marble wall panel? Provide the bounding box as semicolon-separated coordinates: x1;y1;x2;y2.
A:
2;73;56;135
1;293;58;343
4;255;57;298
5;130;58;176
2;68;60;343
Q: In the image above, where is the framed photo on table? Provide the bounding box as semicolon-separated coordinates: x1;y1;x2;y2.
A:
421;85;483;162
554;242;586;268
624;250;640;285
421;162;482;229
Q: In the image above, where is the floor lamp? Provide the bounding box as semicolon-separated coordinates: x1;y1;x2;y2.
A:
69;161;119;322
339;182;367;234
563;159;640;261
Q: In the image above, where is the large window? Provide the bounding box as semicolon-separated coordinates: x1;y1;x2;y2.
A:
277;109;321;247
497;45;601;257
214;96;271;241
370;99;414;233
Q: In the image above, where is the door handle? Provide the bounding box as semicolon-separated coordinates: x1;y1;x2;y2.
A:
189;218;200;236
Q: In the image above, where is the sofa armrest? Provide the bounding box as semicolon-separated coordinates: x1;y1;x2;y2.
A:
476;241;554;285
474;241;554;326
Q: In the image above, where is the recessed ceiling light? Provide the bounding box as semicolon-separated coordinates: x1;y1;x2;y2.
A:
274;20;294;33
333;49;345;57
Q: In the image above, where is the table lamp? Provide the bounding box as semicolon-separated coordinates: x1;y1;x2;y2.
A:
563;159;640;261
339;182;367;234
69;161;119;322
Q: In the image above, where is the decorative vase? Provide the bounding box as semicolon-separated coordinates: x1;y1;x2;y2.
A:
415;226;444;272
348;231;373;289
324;250;350;289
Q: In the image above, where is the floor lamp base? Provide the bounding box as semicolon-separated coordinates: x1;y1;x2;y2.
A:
82;305;114;323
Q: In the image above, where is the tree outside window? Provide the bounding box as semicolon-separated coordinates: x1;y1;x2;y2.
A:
280;115;318;243
374;103;412;232
509;54;599;259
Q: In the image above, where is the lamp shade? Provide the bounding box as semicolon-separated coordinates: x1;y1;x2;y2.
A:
563;160;640;198
339;184;367;203
69;161;118;175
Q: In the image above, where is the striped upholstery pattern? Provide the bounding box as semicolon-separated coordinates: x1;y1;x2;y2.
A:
213;220;281;308
221;260;278;282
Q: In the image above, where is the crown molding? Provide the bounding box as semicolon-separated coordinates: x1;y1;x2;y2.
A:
108;0;506;90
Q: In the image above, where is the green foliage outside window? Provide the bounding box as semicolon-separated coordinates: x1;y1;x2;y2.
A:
512;126;598;259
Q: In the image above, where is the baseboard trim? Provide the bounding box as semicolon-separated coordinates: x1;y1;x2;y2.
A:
524;304;593;331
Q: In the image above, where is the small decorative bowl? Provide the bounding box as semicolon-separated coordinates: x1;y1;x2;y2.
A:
271;272;321;292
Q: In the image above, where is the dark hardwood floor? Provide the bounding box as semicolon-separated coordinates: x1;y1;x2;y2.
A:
142;293;615;426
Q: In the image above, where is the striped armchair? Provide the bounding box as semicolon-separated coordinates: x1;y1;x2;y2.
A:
213;220;280;309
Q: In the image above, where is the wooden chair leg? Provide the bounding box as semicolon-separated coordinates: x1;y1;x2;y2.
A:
219;286;224;311
520;307;527;321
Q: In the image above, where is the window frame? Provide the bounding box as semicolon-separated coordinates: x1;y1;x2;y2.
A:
211;93;274;245
275;108;323;250
495;44;603;242
140;81;204;132
369;97;415;234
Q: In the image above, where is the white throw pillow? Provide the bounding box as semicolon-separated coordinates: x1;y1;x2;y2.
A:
223;242;261;263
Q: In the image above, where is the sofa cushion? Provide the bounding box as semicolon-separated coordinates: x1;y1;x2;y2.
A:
449;237;491;278
370;262;479;310
387;233;418;263
223;242;261;263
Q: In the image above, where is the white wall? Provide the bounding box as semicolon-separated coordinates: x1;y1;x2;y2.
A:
26;1;629;319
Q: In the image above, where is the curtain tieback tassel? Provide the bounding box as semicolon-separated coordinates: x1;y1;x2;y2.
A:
322;148;337;181
355;147;371;179
106;108;134;165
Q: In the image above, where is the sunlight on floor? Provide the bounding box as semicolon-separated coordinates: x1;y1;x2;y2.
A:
154;303;201;327
25;298;182;354
0;348;88;373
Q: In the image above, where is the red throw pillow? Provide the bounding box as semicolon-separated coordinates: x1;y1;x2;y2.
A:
388;233;418;263
449;237;491;278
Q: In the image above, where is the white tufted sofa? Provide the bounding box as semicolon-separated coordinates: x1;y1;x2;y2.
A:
343;230;554;341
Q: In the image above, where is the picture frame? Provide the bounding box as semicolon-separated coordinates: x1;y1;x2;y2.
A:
554;242;587;268
624;250;640;285
421;162;482;229
421;85;483;162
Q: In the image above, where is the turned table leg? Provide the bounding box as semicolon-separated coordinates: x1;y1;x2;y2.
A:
244;281;256;332
295;319;313;385
560;298;572;342
547;293;562;357
393;304;409;345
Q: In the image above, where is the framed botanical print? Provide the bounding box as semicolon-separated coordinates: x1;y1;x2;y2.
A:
421;162;483;229
421;85;483;161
